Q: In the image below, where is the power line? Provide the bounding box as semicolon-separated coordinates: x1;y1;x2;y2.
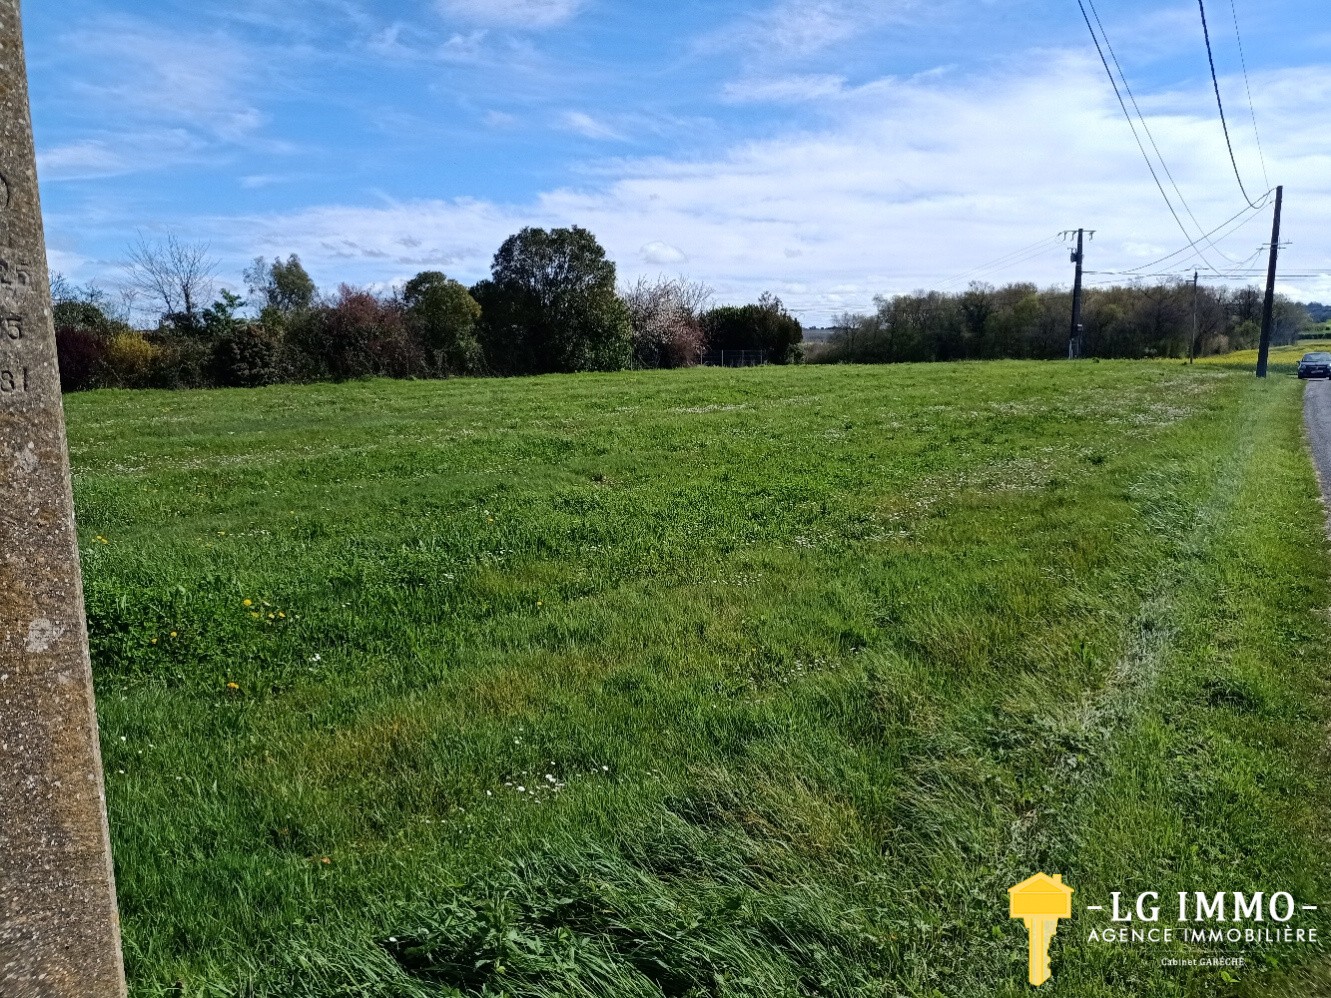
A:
1119;194;1270;275
1229;0;1270;190
1076;0;1223;276
936;236;1062;289
1198;0;1262;209
1084;0;1238;264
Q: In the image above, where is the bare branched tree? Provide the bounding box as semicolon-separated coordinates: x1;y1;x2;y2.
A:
125;233;218;329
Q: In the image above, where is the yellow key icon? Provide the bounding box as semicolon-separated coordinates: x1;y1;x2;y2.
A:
1008;873;1073;986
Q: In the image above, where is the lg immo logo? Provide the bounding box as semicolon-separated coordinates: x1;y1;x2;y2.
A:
1009;873;1073;986
1008;874;1321;987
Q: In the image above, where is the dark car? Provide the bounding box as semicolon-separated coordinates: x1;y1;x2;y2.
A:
1298;352;1331;379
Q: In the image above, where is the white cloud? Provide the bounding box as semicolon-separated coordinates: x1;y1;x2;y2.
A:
45;248;95;282
561;111;627;141
111;58;1331;322
240;174;298;189
438;0;585;29
38;141;131;181
368;24;413;58
723;74;848;103
62;21;268;143
641;241;688;265
699;0;920;62
39;18;297;181
439;30;491;63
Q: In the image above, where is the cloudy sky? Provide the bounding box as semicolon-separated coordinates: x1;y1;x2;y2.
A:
21;0;1331;323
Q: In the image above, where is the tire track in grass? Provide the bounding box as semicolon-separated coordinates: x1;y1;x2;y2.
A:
888;380;1320;996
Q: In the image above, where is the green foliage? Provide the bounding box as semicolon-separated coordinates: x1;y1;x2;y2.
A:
50;275;128;337
245;254;318;316
66;361;1331;996
403;271;483;375
701;293;803;364
209;325;282;388
473;226;633;374
201;290;248;340
820;281;1305;364
284;285;424;382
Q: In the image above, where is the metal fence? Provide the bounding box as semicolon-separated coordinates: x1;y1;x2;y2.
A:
701;349;770;368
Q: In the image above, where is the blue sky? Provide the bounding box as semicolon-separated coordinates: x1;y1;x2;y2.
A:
21;0;1331;323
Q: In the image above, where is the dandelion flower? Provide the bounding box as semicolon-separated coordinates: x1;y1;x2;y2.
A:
150;638;158;645
170;631;178;638
243;599;253;607
251;612;261;619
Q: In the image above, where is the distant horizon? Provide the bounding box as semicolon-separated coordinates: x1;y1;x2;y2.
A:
25;0;1331;326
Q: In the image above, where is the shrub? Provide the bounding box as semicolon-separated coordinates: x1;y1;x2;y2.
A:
702;293;803;364
103;332;160;388
146;336;212;389
55;327;110;391
622;277;710;369
210;325;282;387
287;286;425;382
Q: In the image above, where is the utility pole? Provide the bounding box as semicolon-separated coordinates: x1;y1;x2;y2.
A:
1256;185;1284;379
1188;271;1199;364
1065;229;1094;358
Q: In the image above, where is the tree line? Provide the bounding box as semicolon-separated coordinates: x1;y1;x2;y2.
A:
812;281;1310;365
53;223;1318;391
52;226;802;391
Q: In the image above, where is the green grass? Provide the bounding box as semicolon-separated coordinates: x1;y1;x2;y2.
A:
67;360;1331;997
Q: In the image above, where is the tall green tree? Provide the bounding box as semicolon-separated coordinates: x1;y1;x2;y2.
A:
403;271;483;375
471;226;632;375
245;254;318;317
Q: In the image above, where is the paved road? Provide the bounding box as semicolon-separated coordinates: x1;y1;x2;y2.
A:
1304;380;1331;493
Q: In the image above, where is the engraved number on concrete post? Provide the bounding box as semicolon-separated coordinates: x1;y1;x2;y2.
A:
0;368;30;393
2;316;22;339
0;258;33;289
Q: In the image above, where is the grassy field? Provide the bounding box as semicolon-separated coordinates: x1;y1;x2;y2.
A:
1198;339;1331;371
66;357;1331;997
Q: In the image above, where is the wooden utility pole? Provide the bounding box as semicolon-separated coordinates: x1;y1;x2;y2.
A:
1256;185;1283;379
1068;229;1086;359
1188;271;1199;364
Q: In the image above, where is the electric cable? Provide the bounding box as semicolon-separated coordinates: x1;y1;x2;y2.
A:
936;236;1063;289
1085;0;1238;263
1076;0;1224;275
1229;0;1270;190
1198;0;1263;209
1120;193;1270;274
